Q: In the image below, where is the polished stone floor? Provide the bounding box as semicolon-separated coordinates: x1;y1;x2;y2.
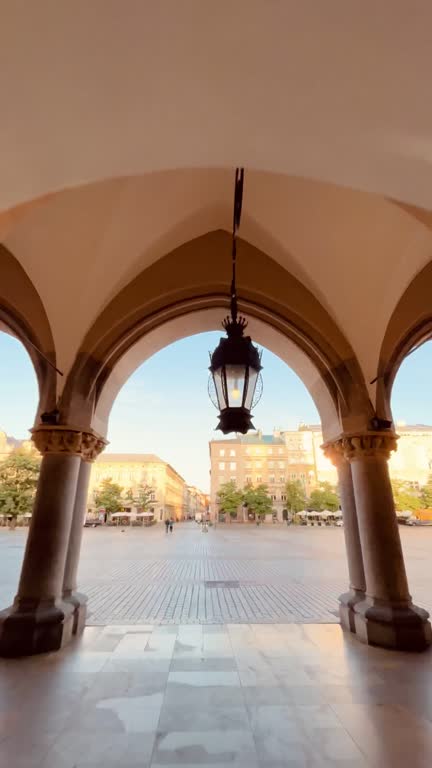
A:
1;525;431;624
1;622;432;767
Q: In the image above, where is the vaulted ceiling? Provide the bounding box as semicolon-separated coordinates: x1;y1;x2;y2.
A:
1;2;432;412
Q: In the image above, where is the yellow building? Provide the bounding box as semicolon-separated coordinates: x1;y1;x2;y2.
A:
0;429;33;460
210;424;432;521
186;485;210;520
88;453;188;522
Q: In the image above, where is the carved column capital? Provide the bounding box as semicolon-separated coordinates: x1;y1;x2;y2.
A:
31;426;107;461
323;432;398;464
80;432;107;463
322;440;346;467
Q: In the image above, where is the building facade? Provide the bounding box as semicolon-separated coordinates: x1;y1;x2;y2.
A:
0;429;33;460
185;485;210;520
87;453;189;522
209;424;432;521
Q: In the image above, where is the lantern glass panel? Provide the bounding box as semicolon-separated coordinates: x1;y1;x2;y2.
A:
213;368;226;410
225;364;246;407
243;367;258;410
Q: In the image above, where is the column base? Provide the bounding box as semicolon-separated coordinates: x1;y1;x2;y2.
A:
0;599;75;658
339;589;365;633
353;597;432;651
63;591;87;635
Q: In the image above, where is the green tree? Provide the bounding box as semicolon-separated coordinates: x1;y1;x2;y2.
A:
0;450;40;525
284;479;307;515
216;480;243;519
242;483;273;520
125;482;155;512
94;478;124;516
421;474;432;508
391;480;422;512
309;481;339;512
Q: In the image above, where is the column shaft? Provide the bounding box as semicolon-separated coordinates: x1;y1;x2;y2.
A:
345;432;431;651
350;453;410;603
63;460;91;597
17;452;81;603
63;459;92;633
337;458;366;596
324;440;366;633
0;425;106;657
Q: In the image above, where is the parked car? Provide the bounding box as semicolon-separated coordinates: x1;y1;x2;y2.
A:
406;516;432;527
84;516;102;527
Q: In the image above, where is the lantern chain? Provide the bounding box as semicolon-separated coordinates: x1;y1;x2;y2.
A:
230;167;244;325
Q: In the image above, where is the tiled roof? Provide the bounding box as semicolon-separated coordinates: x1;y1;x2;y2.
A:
210;432;284;446
240;434;284;445
398;424;432;432
96;453;163;463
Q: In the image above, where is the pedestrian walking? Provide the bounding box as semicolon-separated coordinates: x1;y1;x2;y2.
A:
169;518;174;533
165;519;170;534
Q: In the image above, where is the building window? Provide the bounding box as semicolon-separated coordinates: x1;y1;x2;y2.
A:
230;462;236;470
255;448;261;455
291;473;297;479
245;475;252;484
219;462;225;470
280;476;285;483
256;475;262;483
246;461;252;469
230;476;236;482
245;448;250;455
271;494;277;501
268;448;273;455
219;449;225;456
281;494;287;502
255;461;262;469
230;449;236;456
278;448;283;454
278;461;284;469
268;461;274;468
269;475;275;483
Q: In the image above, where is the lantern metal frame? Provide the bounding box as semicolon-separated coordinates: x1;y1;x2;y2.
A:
208;168;263;434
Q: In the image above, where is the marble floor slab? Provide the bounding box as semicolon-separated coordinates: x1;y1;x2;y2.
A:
1;623;432;767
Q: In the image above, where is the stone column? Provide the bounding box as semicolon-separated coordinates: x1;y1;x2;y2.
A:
63;432;106;635
323;442;366;632
0;426;101;657
343;432;431;651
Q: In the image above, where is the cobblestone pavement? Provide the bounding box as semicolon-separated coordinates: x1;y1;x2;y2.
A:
1;524;432;625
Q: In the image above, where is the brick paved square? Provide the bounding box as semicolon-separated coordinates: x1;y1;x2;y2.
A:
0;524;431;625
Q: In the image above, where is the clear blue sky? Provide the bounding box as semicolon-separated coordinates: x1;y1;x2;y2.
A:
1;331;431;491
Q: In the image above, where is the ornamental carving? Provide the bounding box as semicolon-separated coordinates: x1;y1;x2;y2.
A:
31;426;107;461
323;432;398;464
322;441;345;467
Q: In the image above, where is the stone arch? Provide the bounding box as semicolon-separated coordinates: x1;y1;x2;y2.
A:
377;260;432;421
0;244;57;421
59;231;373;437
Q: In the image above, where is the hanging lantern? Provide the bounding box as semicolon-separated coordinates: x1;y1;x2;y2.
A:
208;168;263;434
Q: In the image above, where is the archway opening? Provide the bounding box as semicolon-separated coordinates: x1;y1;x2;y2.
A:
389;339;432;619
0;328;40;606
76;326;349;626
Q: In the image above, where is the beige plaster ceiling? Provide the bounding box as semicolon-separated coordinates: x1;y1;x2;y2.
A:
2;171;432;398
2;2;432;413
1;1;432;209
